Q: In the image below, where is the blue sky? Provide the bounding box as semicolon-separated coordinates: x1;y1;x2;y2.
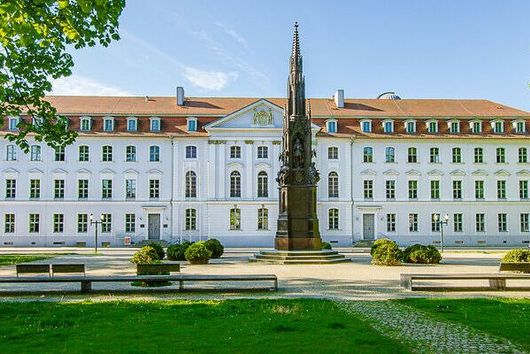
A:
52;0;530;110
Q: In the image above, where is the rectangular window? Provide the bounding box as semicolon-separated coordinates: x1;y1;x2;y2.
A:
257;146;269;159
362;121;371;133
6;145;17;161
125;179;136;199
185;209;196;231
363;180;373;199
54;179;65;199
385;147;395;163
257;208;268;230
385;180;396;200
516;121;526;133
150;119;160;132
406;121;416;134
53;213;64;233
78;179;89;199
521;213;530;232
407;147;417;163
450;121;460;133
230;208;241;230
80;118;91;131
475;180;484;199
452;180;462;200
408;180;418;199
383;121;393;133
496;148;506;163
453;213;463;232
125;213;136;233
497;180;506;199
149;179;160;199
230;146;241;159
5;179;16;199
29;213;40;233
4;214;15;233
79;146;89;161
520;180;529;199
187;119;197;132
149;146;160;162
431;213;440;232
185;146;197;159
363;147;373;163
101;214;111;233
8;117;19;131
328;121;337;133
476;213;485;232
327;147;338;160
494;121;504;133
30;179;40;199
328;209;339;230
428;121;438;133
103;118;113;131
54;147;65;161
126;146;136;162
408;213;418;232
102;179;112;199
77;214;88;233
102;146;113;162
127;118;137;131
452;147;462;163
30;145;41;161
430;180;440;199
519;148;528;163
429;147;439;163
498;213;507;232
474;148;484;163
472;121;482;133
386;214;396;232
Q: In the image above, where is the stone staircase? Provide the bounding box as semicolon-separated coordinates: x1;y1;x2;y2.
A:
249;250;350;264
352;240;374;248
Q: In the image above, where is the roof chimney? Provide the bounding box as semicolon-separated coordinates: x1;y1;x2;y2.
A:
176;86;185;106
334;89;344;108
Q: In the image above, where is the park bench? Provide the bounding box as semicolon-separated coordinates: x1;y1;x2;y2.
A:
16;264;86;277
136;262;180;275
400;273;530;291
499;262;530;273
0;274;278;294
16;264;51;277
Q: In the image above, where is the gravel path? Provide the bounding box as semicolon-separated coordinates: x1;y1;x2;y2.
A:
339;301;526;354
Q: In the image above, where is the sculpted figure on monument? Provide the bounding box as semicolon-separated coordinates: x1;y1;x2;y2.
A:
293;137;304;168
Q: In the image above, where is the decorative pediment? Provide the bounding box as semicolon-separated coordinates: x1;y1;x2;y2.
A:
2;168;19;175
516;169;530;176
472;169;488;176
494;169;511;177
405;169;421;176
382;169;400;176
360;169;377;176
123;168;139;175
227;162;244;169
205;99;283;130
52;168;68;175
76;168;92;175
28;168;44;174
450;169;466;176
99;168;116;175
147;168;163;175
255;162;272;170
427;169;444;176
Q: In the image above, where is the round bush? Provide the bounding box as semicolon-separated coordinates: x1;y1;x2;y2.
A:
321;242;332;250
403;244;442;264
205;239;224;258
130;246;160;264
144;242;165;260
502;248;530;263
167;242;192;261
184;241;212;264
370;239;403;266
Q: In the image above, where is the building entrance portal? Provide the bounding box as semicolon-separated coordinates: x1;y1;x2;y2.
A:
363;214;375;240
148;214;161;240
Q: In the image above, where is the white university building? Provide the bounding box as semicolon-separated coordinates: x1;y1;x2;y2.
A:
1;86;530;247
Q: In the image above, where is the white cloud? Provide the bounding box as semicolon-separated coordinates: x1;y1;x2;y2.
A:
183;67;238;91
51;75;131;96
214;22;249;49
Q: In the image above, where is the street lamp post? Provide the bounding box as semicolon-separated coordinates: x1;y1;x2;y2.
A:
433;213;449;253
89;214;105;254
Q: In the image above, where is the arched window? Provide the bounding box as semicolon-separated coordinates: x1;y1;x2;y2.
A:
149;145;160;162
257;171;268;198
185;208;196;230
230;171;241;198
385;147;395;163
328;172;339;198
328;208;339;230
185;171;197;198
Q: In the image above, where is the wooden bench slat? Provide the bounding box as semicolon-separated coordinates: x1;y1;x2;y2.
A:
401;273;530;291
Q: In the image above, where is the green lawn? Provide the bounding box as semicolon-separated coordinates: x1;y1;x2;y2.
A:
400;298;530;350
0;299;408;354
0;254;60;266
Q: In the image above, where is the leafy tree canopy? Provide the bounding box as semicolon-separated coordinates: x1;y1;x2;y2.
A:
0;0;125;152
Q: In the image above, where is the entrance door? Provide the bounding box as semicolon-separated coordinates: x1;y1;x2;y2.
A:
148;214;161;240
363;214;375;240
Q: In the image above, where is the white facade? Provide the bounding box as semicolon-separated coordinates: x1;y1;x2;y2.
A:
1;99;529;247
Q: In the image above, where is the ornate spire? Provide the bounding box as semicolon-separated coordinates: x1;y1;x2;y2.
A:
287;22;305;118
291;22;300;59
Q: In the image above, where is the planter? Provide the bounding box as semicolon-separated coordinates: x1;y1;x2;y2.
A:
499;262;530;273
189;259;209;265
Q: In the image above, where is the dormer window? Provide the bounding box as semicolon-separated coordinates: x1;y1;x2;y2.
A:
513;120;526;134
383;120;394;133
103;117;114;132
127;117;137;132
405;120;416;134
80;117;91;131
150;117;161;132
361;120;372;133
187;117;198;132
327;119;337;133
492;120;504;133
449;120;460;133
8;117;19;131
471;120;482;133
427;120;438;133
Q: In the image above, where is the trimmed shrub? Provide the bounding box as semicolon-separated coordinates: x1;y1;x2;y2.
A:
144;242;165;260
502;248;530;263
130;246;160;264
167;242;192;261
403;244;441;264
184;241;212;264
205;239;224;259
370;239;403;266
321;242;332;250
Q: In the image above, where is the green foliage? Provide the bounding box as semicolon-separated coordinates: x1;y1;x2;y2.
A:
0;254;58;266
370;238;403;266
204;239;224;258
0;0;125;151
502;248;530;263
403;244;442;264
144;242;165;260
167;242;192;261
130;246;160;264
184;241;212;264
321;242;332;250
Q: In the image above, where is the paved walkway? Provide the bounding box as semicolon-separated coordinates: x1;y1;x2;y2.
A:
339;301;525;354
